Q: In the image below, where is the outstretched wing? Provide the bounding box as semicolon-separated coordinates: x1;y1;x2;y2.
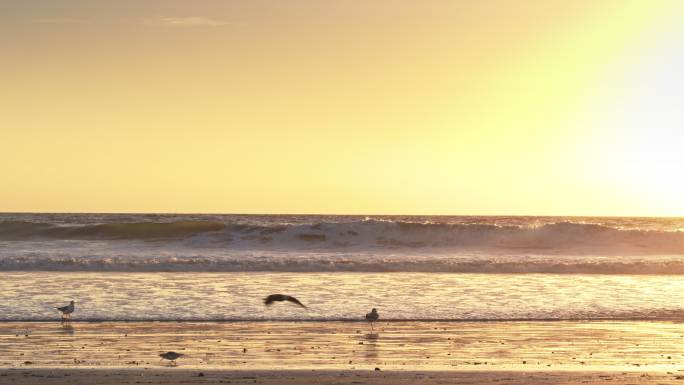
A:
263;294;306;308
264;294;283;305
285;296;307;308
161;352;184;359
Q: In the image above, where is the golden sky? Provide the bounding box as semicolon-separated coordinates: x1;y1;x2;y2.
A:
2;1;684;215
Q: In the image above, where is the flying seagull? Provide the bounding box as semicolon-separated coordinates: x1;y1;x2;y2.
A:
56;301;75;321
263;294;307;308
365;308;379;332
159;351;184;365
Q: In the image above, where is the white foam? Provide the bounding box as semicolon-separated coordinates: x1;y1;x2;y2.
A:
3;215;684;273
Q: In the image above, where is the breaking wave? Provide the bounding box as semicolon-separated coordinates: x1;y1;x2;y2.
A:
3;216;684;273
2;219;684;254
0;220;225;240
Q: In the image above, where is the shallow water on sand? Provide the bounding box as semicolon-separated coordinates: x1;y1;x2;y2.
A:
2;272;684;321
2;321;684;370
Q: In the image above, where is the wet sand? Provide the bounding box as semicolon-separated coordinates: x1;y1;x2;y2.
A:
3;369;684;385
2;321;684;383
3;321;684;370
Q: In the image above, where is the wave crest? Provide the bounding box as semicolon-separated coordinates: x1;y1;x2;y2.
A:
2;219;684;254
0;220;225;240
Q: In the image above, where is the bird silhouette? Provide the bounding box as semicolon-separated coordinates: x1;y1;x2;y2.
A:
159;351;184;365
263;294;307;308
365;308;379;332
56;301;75;322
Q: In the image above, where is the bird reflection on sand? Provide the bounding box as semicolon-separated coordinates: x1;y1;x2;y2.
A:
59;323;75;334
363;333;379;361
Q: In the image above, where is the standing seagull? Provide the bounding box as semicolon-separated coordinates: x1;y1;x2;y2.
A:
263;294;307;308
159;351;184;366
365;308;379;332
56;301;75;322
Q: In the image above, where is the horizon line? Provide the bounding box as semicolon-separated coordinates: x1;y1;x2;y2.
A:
1;211;683;219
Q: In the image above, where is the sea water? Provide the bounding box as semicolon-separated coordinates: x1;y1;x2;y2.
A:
2;214;684;321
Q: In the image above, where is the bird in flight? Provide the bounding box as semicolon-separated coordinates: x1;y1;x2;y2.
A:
365;308;379;332
263;294;307;308
56;301;75;322
159;351;184;365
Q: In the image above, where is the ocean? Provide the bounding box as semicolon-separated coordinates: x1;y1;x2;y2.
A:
2;213;684;322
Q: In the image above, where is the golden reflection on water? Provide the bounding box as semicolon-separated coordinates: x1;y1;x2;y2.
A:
4;272;684;321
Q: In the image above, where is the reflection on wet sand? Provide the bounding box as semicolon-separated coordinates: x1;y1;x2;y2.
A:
363;333;379;361
59;323;75;335
1;321;684;371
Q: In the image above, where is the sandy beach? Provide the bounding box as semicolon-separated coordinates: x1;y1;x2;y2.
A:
3;369;684;385
2;320;684;383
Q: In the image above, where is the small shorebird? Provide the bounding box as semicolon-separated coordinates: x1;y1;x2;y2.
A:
159;351;184;365
365;308;379;332
56;301;75;322
263;294;307;308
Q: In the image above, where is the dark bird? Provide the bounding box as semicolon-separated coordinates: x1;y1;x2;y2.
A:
365;308;379;332
56;301;75;321
159;351;184;365
263;294;307;308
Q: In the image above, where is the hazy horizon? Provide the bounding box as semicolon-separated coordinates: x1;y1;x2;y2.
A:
3;211;684;218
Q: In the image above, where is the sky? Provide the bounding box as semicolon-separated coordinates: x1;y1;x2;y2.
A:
2;0;684;215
